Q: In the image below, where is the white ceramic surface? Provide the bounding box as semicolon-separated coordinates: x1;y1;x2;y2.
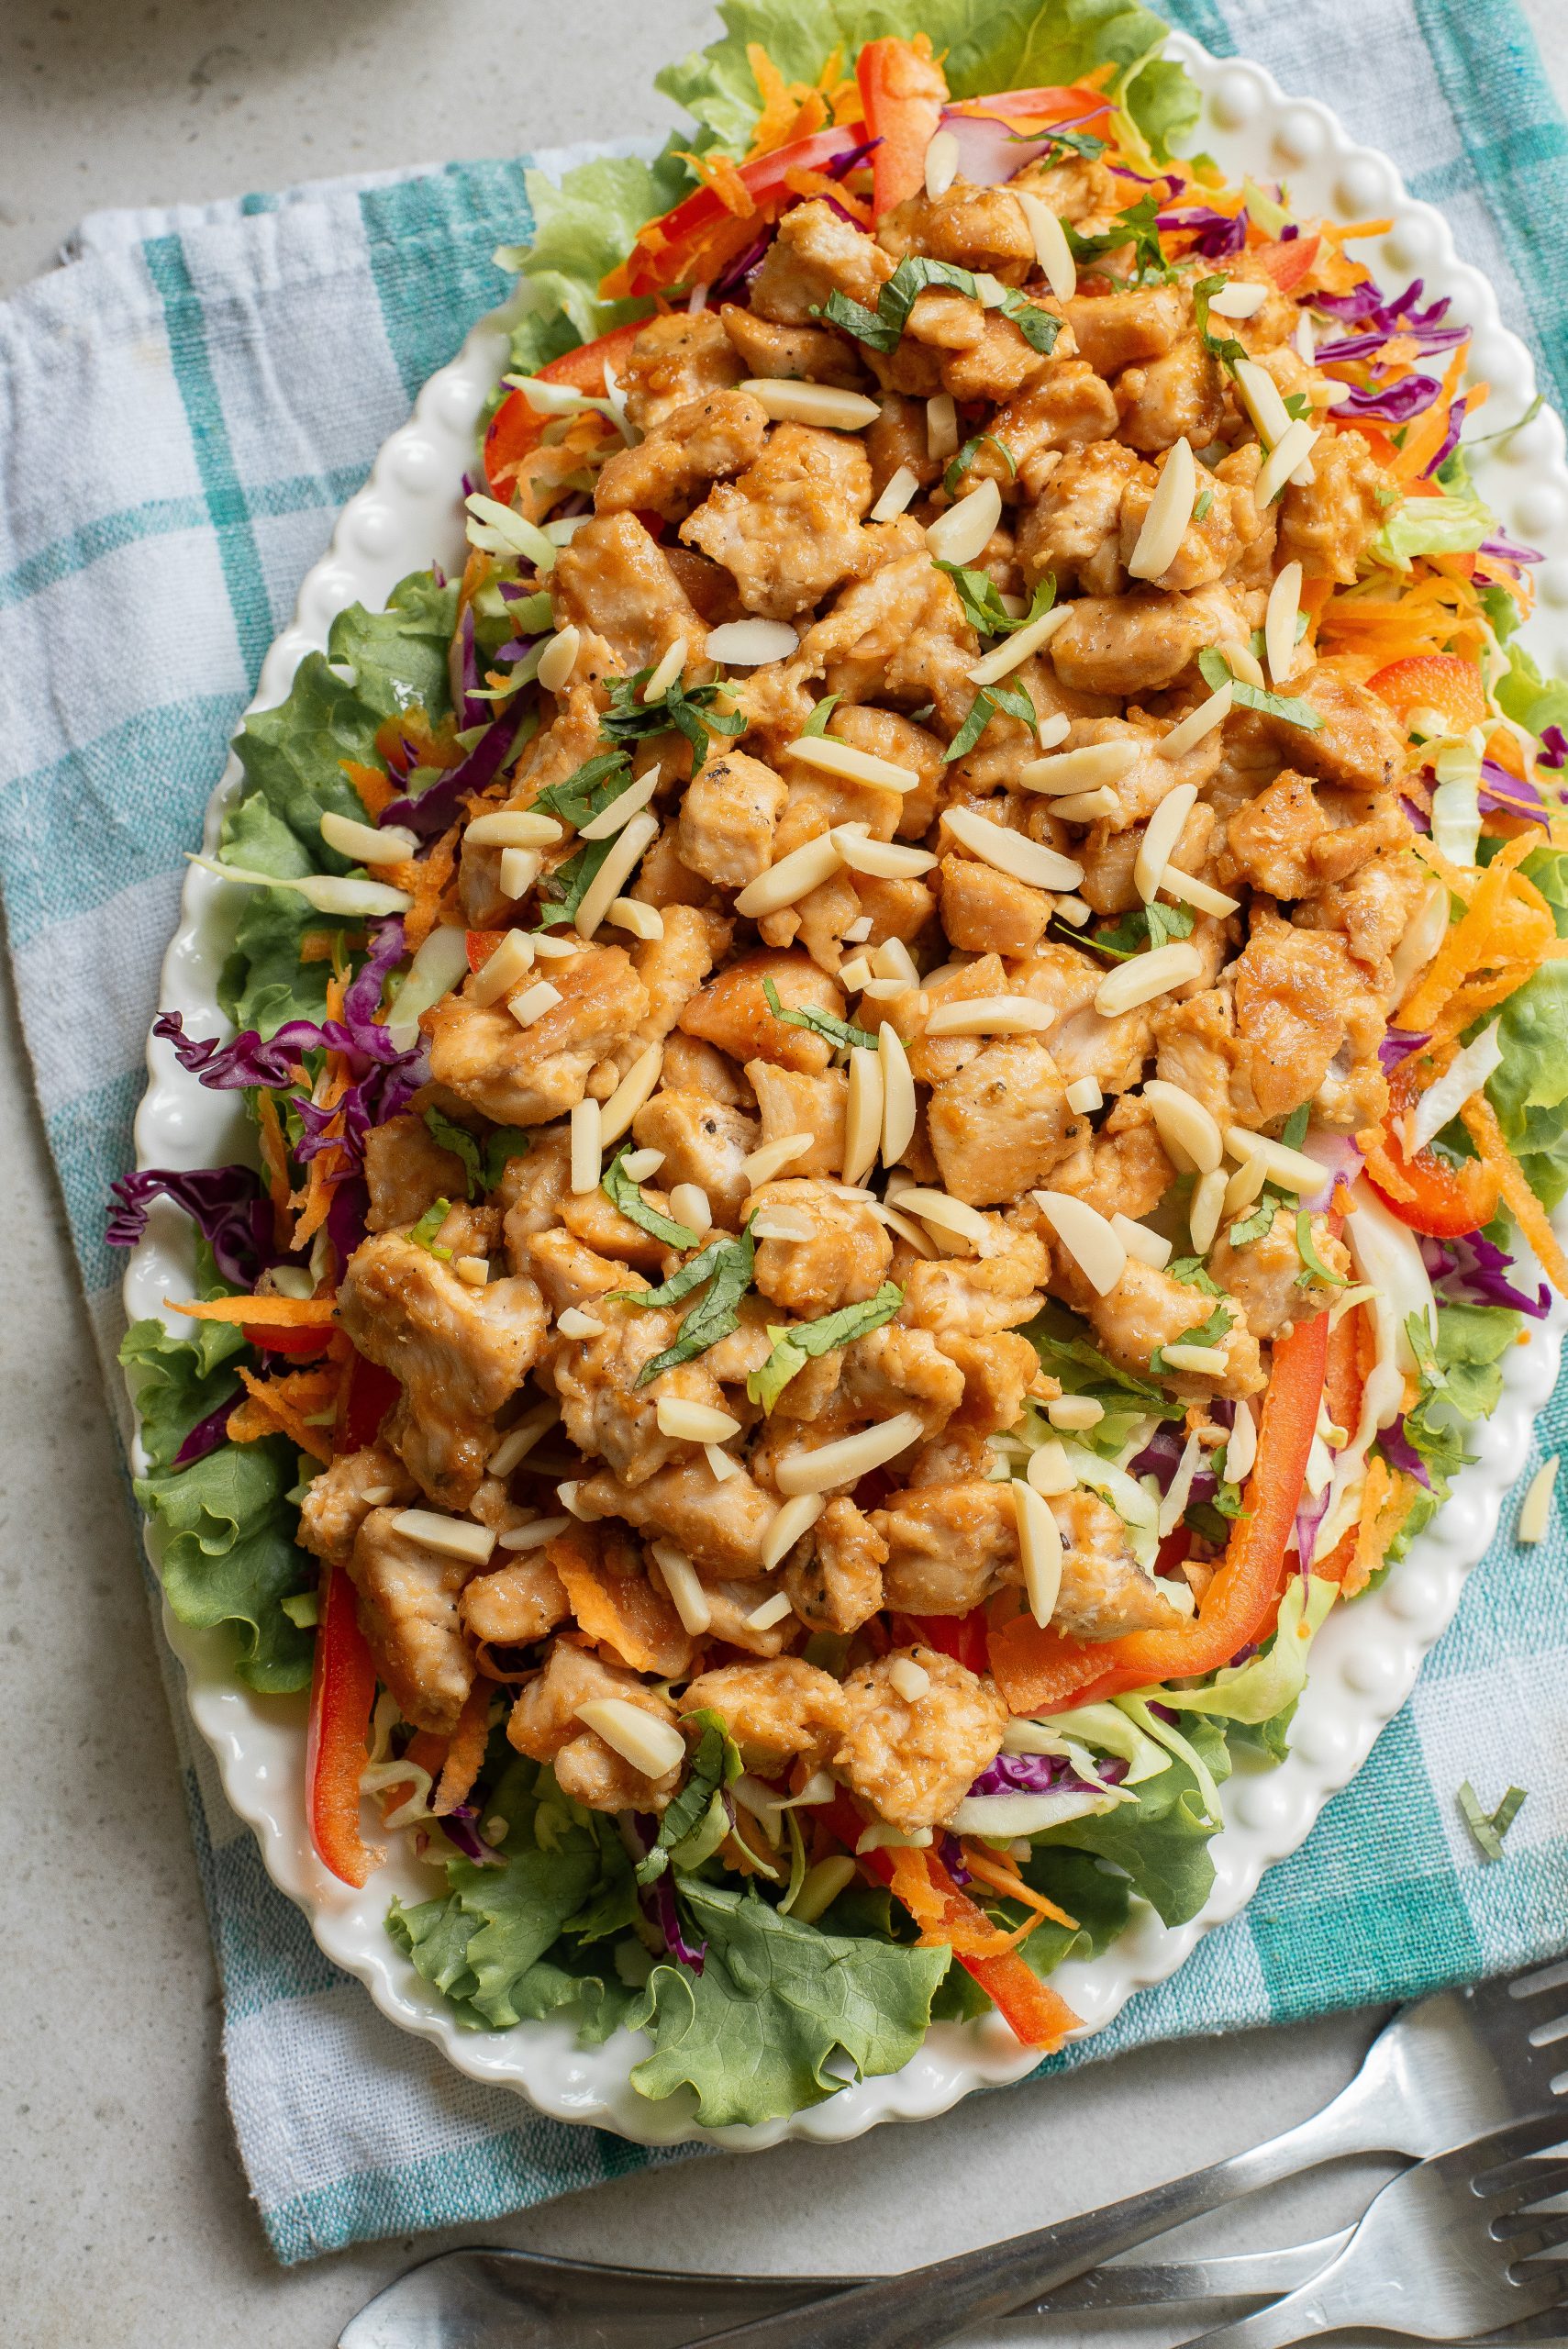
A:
120;29;1568;2153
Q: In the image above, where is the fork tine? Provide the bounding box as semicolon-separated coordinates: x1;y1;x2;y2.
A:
1504;1957;1568;2004
1471;2113;1568;2196
1486;2157;1568;2211
1501;2213;1568;2263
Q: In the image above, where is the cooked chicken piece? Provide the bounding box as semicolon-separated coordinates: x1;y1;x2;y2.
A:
679;1657;849;1773
630;905;730;1046
594;387;768;522
759;421;876;511
1150;986;1242;1128
1293;844;1429;984
865;389;942;495
680;948;846;1075
882;950;1004;1086
1208;1205;1351;1341
1051;584;1247;697
337;1232;546;1508
660;542;748;627
1076;797;1217;914
507;1637;682;1813
1051;1488;1184;1639
927;1035;1084;1207
835;1322;964;1435
555;1179;674;1272
1041;1095;1174;1223
1117;446;1259;592
461;684;603;926
1279;428;1385;583
629;1087;758;1229
551;513;708;677
770;763;901;863
937;1327;1041;1436
459;1549;570;1648
572;1455;776;1579
1220;770;1408;900
1230;908;1389;1129
348;1507;477;1735
854;871;939;950
362;1112;471;1233
1018;434;1140;596
873;1480;1018;1613
1115;335;1224;451
745;1058;847;1178
1011;150;1120;226
627;820;727;913
901;1423;996;1487
554;1293;736;1487
298;1444;417;1565
424;946;651;1128
1052;1250;1265;1402
719;303;866;388
885;181;1035;281
750;198;895;325
747;1178;894;1317
1065;284;1186;376
979;362;1120;494
834;1647;1008;1831
782;1495;887;1635
798;546;979;729
660;1032;752;1105
937;853;1053;955
828;702;947;839
1262;662;1406;794
546;1520;695;1679
677;745;787;888
766;865;868;977
899;1219;1048;1336
1006;939;1159;1095
682;453;875;620
497;1126;571;1252
523;1234;639;1329
943;307;1064;403
619;310;745;432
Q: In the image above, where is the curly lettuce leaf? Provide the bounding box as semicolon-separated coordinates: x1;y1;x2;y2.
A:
628;1877;951;2126
660;0;1198;161
132;1428;314;1693
119;1310;245;1474
1034;1713;1231;1926
1157;1573;1338;1731
1373;452;1491;571
1496;641;1568;742
506;147;694;377
1485;843;1568;1207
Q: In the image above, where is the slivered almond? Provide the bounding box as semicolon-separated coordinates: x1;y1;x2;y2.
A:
1162;1341;1229;1376
872;938;917;982
1013;1479;1063;1628
705;1442;740;1484
746;1591;795;1631
838;953;873;993
774;1412;924;1497
389;1510;495;1566
1065;1075;1102;1114
784;734;921;794
832;826;938;879
1134;785;1198;908
655;1397;740;1443
1256;419;1319;505
1026;1436;1076;1496
966;601;1072;686
579;763;661;840
497;1514;571;1552
761;1490;827;1569
569;1097;602;1194
1036;711;1072;750
1142;1079;1222;1174
499;847;541;898
1225;1127;1323;1193
1264;559;1304;685
1111;1211;1173;1271
1222;1154;1269;1219
650;1540;712;1635
926;392;959;459
924;127;961;199
842;1045;884;1186
1016;189;1075;301
926;477;1003;567
470;928;535;1007
705;618;799;666
888;1655;931;1702
734;830;846;918
1019;740;1140;794
1226;1398;1257;1482
452;1254;489;1286
740;378;880;430
869;462;920;522
557;1307;606;1340
743;1131;813;1183
619;1146;663;1180
641;640;686;702
1051;786;1122;823
1047;1396;1104;1431
573;1699;685;1779
879;1023;916;1164
599;1043;663;1145
1189;1167;1227;1252
943;805;1084;891
536;625;581;693
532;931;581;959
896;1187;991;1252
1159;684;1234;760
573;807;659;937
1233;356;1294;446
1218;637;1267;691
320;810;418;865
1128;437;1197;582
669;1182;712;1237
606;896;664;941
488;1405;557;1477
465;808;564;849
1162;864;1240;917
872;1201;936;1256
1093;941;1204;1015
1207;280;1268;318
508;977;562;1028
1032;1190;1127;1295
924;994;1055;1037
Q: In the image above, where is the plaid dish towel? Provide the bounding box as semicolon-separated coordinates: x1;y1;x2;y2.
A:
1;0;1566;2268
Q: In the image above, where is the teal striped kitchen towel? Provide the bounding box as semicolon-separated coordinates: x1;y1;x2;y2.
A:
0;0;1565;2266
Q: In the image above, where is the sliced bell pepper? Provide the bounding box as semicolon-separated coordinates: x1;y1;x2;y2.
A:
822;1792;1078;2050
855;37;949;217
1363;1051;1500;1237
482;319;646;500
339;1351;401;1455
601;126;867;303
306;1560;383;1888
1367;651;1486;735
990;1308;1332;1714
943;84;1114;128
1251;232;1320;292
465;926;508;974
893;1609;990;1675
243;1320;332;1359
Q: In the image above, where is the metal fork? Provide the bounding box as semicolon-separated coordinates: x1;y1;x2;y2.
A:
1175;2114;1568;2347
672;1961;1568;2349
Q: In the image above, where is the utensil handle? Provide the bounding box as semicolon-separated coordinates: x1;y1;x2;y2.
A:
676;2084;1390;2349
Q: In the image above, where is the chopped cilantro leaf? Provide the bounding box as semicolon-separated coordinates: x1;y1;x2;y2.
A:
1295;1210;1346;1290
943;676;1038;763
1198;646;1323;731
409;1198;453;1259
747;1284;904;1414
536;836;614;925
1063;195;1172;285
535;749;632;829
762;974;880;1052
1228;1190;1284;1248
943;434;1016;497
1081;900;1195;960
1193;487;1214;522
602;1148;704;1252
935;564;1054;640
600;667;743;774
634;1228;757;1386
423;1107;528;1197
1192;274;1248;378
799;692;842;739
823;255;979;354
1151;1299;1232;1375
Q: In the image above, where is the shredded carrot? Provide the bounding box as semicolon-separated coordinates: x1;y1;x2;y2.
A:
226;1365;337;1462
1341;1456;1415;1598
550;1524;694;1676
782;165;872;225
673;148;756;220
434;1684;493;1814
386;819;461;954
960;1845;1078;1930
1400;832;1547;1029
885;1844;1041;1954
170;1292;336;1326
1461;1097;1568;1297
341;759;397;819
1393;346;1470;482
742;45;830;157
253;1089;295;1246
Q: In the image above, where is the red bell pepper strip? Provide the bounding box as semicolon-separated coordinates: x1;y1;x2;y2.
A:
1367;652;1486;736
821;1792;1078;2050
242;1321;331;1359
943;84;1114;128
339;1351;401;1454
306;1560;382;1887
855;38;949;217
465;927;507;974
601;126;868;303
990;1308;1333;1715
892;1609;990;1675
1251;232;1319;292
1363;1052;1500;1238
482;319;647;500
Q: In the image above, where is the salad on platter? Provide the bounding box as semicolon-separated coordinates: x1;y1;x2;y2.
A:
113;0;1568;2130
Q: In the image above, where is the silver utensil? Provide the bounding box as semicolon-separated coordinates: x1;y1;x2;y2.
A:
1175;2113;1568;2348
667;1961;1568;2349
338;2230;1354;2347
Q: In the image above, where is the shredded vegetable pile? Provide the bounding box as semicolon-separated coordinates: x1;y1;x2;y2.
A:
113;0;1568;2129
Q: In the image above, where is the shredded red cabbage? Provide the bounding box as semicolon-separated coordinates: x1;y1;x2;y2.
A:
439;1805;506;1865
1379;1417;1430;1487
1479;532;1546;568
382;710;523;839
1129;1425;1217;1508
1422;393;1468;478
172;1389;242;1468
967;1749;1105;1799
1400;793;1432;835
1419;1230;1551;1319
1312;275;1452;334
629;1812;706;1970
1379;1027;1430;1072
1156;206;1246;258
107;1163;282;1285
1478;758;1549;826
1540;726;1568;771
1329;374;1442;424
937;1831;972;1886
940;106;1107;188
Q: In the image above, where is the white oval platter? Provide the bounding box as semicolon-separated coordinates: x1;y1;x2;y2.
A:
121;29;1568;2152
